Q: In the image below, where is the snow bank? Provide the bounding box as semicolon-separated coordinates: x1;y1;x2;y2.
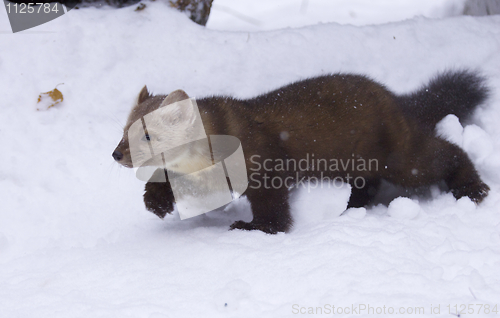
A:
207;0;467;31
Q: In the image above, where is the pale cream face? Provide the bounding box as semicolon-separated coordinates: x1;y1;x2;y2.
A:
113;88;210;174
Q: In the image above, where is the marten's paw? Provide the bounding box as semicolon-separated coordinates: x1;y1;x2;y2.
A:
451;181;489;204
144;182;175;218
229;220;288;234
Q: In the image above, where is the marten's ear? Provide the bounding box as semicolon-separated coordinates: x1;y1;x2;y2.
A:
158;90;194;125
161;89;190;106
137;85;151;104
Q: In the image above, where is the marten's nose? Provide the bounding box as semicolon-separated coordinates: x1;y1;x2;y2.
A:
112;150;123;161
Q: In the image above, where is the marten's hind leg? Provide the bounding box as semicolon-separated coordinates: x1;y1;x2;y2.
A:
385;136;489;203
347;178;381;208
439;141;489;203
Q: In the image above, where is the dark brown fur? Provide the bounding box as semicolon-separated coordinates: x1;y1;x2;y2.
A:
114;71;489;234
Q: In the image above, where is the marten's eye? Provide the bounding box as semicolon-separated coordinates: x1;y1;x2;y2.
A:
142;134;151;142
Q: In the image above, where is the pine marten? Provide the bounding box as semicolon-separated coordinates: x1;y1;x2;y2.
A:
113;70;489;234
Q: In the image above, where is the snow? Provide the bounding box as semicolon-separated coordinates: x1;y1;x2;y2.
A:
1;1;500;317
387;197;422;219
207;0;467;31
344;207;367;219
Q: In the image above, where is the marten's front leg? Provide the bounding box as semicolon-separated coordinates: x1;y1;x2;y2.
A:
230;185;292;234
144;169;176;218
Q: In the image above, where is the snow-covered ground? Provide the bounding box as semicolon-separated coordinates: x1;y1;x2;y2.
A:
207;0;466;31
1;1;499;317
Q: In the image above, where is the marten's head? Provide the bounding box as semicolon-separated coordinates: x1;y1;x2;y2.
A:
112;86;207;171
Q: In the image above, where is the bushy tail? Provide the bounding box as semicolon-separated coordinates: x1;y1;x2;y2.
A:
398;70;489;131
